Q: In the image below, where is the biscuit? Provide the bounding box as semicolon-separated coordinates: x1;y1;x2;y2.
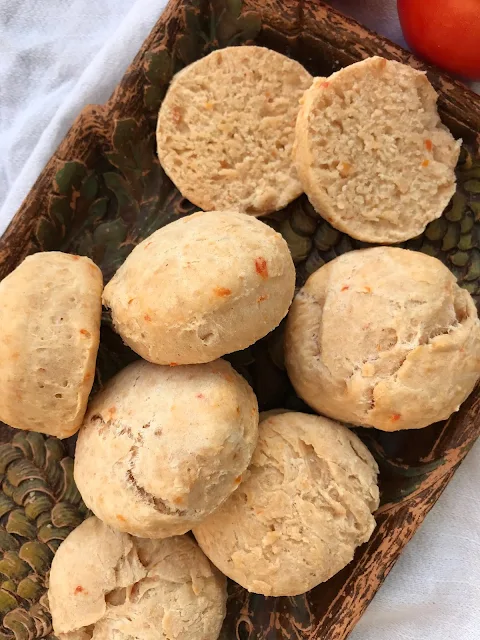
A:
157;46;312;215
193;411;379;596
0;252;102;438
285;247;480;430
103;211;295;365
49;517;226;640
74;359;259;538
294;57;460;243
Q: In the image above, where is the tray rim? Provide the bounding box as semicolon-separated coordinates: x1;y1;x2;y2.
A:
0;1;480;639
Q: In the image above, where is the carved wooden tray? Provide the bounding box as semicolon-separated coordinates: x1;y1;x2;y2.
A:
1;1;480;639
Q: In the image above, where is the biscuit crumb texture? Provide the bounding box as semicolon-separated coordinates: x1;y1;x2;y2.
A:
48;517;226;640
0;252;103;438
193;412;379;596
285;247;480;430
74;359;259;538
157;46;312;215
294;57;460;243
103;211;295;365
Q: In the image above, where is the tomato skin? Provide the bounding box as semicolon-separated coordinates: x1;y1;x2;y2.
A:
397;0;480;80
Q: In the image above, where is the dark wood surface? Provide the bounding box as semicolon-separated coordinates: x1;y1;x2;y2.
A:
0;1;480;639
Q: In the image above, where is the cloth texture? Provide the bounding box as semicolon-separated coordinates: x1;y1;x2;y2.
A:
0;1;479;639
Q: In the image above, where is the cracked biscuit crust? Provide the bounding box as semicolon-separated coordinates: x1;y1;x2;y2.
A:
285;247;480;431
74;359;258;538
48;517;226;640
157;46;312;215
193;411;379;596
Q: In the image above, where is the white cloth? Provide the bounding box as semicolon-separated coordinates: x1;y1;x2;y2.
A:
0;0;167;236
0;1;479;639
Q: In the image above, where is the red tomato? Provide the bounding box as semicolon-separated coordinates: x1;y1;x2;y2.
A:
397;0;480;80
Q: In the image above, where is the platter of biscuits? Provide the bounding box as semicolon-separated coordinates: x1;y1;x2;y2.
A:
1;1;480;639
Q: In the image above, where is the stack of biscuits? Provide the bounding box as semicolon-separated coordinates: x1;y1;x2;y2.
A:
0;46;478;640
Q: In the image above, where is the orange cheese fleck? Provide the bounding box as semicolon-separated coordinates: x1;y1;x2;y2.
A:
341;285;349;292
255;257;268;279
425;139;433;151
172;106;182;124
391;413;401;423
79;329;91;338
213;286;232;297
422;159;429;167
